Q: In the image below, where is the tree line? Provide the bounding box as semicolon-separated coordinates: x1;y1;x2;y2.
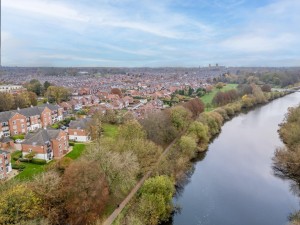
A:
273;105;300;225
0;89;287;225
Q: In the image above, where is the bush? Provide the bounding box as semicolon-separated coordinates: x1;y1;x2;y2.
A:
51;123;60;129
12;151;22;161
18;158;31;162
12;163;26;170
11;134;25;141
31;158;47;165
69;142;75;146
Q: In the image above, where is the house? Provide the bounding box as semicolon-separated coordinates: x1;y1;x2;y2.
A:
0;104;64;138
0;150;12;180
59;102;73;112
22;128;68;160
68;118;91;142
0;111;27;137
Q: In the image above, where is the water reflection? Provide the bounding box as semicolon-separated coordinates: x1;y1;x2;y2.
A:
169;93;300;225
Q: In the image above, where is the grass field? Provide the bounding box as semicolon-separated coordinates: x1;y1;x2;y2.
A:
102;123;119;138
201;83;238;111
65;143;86;159
13;143;87;180
15;163;45;180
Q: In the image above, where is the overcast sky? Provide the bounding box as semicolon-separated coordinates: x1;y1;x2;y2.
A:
2;0;300;67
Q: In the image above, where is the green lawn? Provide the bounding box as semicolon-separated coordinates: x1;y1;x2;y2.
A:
13;143;86;180
15;163;45;180
102;123;119;139
201;83;238;111
65;143;86;159
11;151;45;180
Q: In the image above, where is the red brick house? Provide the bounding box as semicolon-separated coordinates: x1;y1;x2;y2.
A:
22;129;69;160
68;118;91;142
0;150;12;180
0;104;64;138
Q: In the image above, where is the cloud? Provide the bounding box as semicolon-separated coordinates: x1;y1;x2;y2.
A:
2;0;89;22
221;34;296;53
1;0;300;66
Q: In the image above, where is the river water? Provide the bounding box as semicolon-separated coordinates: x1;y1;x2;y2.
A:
170;92;300;225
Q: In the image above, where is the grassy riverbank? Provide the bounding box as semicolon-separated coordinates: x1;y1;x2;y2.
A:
273;104;300;225
111;86;287;225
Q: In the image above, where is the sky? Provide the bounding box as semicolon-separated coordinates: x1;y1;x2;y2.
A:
2;0;300;67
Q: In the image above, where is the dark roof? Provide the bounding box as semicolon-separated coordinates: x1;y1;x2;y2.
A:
0;104;62;122
0;111;16;123
0;137;12;143
39;103;60;111
23;128;61;146
15;107;41;117
69;118;91;130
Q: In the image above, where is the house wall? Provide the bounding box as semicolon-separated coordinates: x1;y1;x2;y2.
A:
22;144;52;160
8;113;27;135
68;128;90;142
52;131;68;158
0;152;12;179
41;107;52;127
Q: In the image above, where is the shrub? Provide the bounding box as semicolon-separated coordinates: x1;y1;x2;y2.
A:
31;158;47;165
12;163;26;170
224;106;235;116
12;151;22;161
51;123;60;129
69;142;75;146
11;134;25;141
214;108;229;120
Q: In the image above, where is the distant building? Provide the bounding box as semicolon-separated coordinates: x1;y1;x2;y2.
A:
0;150;12;179
0;85;25;93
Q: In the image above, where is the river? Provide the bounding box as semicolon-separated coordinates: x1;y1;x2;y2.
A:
169;92;300;225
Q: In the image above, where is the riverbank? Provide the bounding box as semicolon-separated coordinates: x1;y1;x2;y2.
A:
169;92;300;225
273;103;300;224
111;86;289;225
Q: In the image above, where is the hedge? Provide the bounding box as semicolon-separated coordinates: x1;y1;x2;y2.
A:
31;158;47;165
69;142;75;146
12;151;23;161
12;163;26;170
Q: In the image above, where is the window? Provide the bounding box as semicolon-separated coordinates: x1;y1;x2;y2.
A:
29;149;32;153
12;121;16;125
21;124;25;128
59;144;62;149
14;131;18;135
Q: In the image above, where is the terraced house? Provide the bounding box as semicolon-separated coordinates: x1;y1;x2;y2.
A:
0;103;63;138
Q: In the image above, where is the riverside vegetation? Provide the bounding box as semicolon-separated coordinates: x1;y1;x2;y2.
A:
273;105;300;225
0;74;291;225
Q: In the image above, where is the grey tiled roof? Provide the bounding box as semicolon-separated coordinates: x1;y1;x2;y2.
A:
0;137;12;143
69;118;92;130
0;111;15;122
0;104;61;122
23;128;60;146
